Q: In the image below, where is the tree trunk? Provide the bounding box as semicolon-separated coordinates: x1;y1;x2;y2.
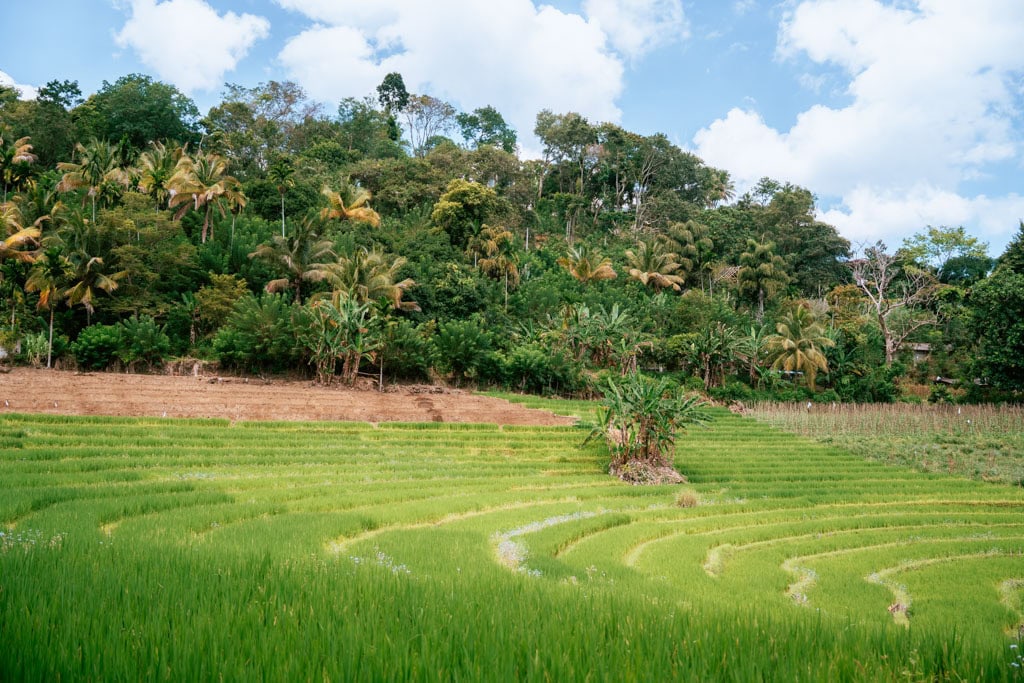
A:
281;196;286;237
47;308;54;369
881;315;895;365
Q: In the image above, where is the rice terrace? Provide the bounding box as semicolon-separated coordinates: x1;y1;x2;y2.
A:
1;374;1023;680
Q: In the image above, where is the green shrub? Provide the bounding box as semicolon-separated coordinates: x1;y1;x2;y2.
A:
588;373;711;470
213;294;299;372
433;318;491;385
378;320;435;382
709;381;755;403
72;324;123;370
119;316;172;371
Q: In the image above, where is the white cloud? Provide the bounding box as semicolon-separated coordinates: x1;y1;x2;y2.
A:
114;0;270;93
694;0;1024;251
821;185;1024;251
0;70;38;99
582;0;688;59
274;0;635;148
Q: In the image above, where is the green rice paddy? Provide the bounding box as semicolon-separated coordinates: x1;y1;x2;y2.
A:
2;403;1023;680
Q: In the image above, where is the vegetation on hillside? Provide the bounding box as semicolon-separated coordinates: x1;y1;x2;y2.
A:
1;72;1021;402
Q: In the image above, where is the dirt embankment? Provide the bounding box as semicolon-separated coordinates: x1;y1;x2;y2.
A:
0;368;575;426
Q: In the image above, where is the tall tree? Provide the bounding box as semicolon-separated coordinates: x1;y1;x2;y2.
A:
24;246;70;368
63;250;123;325
765;303;835;391
320;182;381;228
376;72;409;117
167;151;243;243
76;74;200;150
266;156;295;236
475;224;519;311
626;240;686;292
136;140;181;209
402;95;456;157
0;131;36;202
738;239;789;322
202;81;321;176
326;245;418;311
968;266;1024;390
901;225;990;283
430;179;500;249
249;216;336;305
998;221;1024;274
557;245;617;284
850;242;939;365
56;139;132;223
456;106;517;153
0;201;41;266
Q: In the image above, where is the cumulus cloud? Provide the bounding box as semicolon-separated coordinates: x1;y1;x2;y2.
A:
114;0;270;93
694;0;1024;250
582;0;688;59
274;0;672;149
0;70;38;99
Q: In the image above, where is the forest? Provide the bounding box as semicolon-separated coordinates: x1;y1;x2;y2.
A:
1;72;1023;403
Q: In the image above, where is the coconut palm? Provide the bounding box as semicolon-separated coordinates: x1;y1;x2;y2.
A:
167;151;243;244
738;239;790;322
0;201;42;266
24;246;71;368
0;133;37;203
662;220;714;290
475;224;519;311
320;182;381;228
248;216;336;305
326;245;418;311
557;245;617;283
267;156;295;236
765;303;835;391
626;240;685;292
63;250;123;325
137;141;181;209
56;139;131;223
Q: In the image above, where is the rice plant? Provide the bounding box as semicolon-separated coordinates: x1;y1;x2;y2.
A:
2;407;1023;680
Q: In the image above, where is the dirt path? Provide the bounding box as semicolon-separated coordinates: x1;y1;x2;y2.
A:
0;368;576;426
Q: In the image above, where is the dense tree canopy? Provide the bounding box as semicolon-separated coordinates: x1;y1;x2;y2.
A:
0;70;1015;400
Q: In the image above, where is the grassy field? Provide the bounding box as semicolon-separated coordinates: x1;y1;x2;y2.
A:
751;402;1024;487
2;403;1024;680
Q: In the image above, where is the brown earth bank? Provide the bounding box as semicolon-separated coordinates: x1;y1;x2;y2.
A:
0;368;576;426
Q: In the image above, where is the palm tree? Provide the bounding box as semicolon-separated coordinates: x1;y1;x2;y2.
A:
662;220;713;290
557;245;617;283
267;156;295;236
765;304;835;391
167;151;243;244
738;239;790;322
56;139;131;223
320;182;381;227
63;250;123;325
24;246;71;368
248;216;336;305
0;133;37;203
137;141;181;209
0;201;42;266
326;245;418;311
475;224;520;311
626;240;685;292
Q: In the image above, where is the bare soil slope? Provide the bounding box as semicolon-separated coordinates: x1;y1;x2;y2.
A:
0;368;575;426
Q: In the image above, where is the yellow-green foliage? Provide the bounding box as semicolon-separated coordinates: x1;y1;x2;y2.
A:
1;407;1023;680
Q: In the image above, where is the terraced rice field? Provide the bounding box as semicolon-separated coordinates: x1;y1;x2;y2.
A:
2;404;1023;680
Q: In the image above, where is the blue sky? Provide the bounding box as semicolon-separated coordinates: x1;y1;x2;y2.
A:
2;0;1023;254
